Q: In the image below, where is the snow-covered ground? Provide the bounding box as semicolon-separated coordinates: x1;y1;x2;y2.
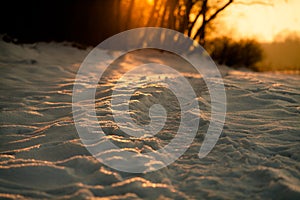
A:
0;41;299;199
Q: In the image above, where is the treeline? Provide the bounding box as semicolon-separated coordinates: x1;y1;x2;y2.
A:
1;0;268;68
0;0;235;46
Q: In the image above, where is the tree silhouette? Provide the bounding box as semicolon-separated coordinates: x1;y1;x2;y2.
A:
119;0;274;45
0;0;274;45
120;0;234;45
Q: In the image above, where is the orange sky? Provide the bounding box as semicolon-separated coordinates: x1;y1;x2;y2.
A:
222;0;300;42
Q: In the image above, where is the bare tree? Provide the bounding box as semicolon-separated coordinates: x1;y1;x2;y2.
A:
125;0;135;29
118;0;274;45
157;0;235;45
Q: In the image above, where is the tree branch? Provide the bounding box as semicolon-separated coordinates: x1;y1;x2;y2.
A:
207;0;234;23
187;7;202;37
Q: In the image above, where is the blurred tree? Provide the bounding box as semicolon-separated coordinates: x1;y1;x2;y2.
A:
0;0;274;46
120;0;234;45
186;0;234;45
120;0;274;45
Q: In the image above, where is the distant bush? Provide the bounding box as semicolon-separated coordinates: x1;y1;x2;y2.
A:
207;37;264;69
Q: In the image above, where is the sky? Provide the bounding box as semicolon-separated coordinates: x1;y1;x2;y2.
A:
222;0;300;42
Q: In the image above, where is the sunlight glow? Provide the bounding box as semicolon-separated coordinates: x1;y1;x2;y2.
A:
146;0;154;6
222;0;300;42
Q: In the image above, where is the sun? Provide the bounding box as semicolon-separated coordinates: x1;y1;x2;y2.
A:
146;0;155;6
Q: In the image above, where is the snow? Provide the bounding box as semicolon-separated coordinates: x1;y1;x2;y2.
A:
0;40;299;199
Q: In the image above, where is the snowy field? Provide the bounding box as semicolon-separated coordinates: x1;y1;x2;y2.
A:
0;41;300;199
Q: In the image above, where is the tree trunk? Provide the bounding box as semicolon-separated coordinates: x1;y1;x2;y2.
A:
125;0;135;29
